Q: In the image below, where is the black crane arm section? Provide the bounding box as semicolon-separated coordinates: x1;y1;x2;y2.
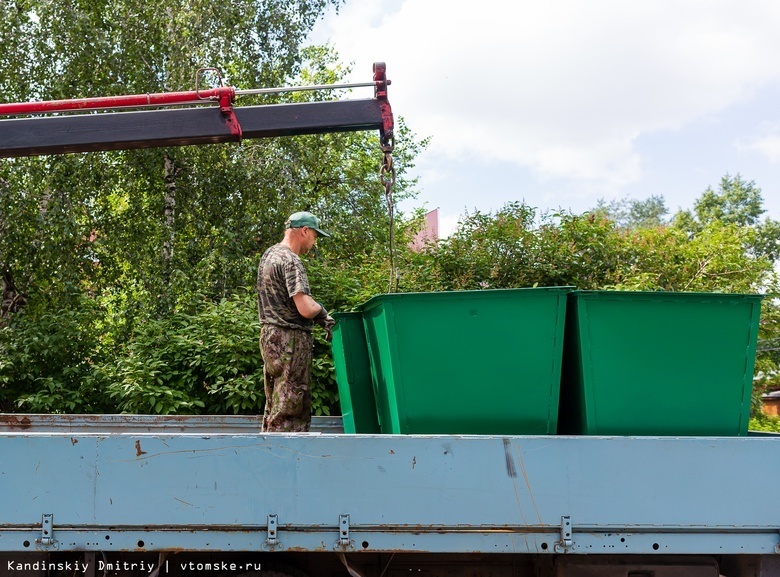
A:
0;63;393;159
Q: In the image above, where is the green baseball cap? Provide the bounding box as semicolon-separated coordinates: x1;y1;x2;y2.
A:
285;211;331;238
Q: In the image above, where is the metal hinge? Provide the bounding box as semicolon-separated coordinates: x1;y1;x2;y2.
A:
555;515;573;552
36;514;58;549
265;514;279;549
338;514;351;548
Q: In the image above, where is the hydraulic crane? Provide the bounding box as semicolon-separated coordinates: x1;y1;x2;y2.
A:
0;63;394;158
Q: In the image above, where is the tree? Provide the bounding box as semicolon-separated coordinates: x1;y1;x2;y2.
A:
421;202;537;291
672;174;780;263
0;0;427;415
425;200;773;295
687;174;764;227
0;0;341;312
614;221;771;293
594;195;669;229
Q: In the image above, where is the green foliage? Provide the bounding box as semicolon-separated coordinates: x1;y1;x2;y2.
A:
0;297;111;413
417;200;774;295
532;212;628;289
614;222;771;293
103;293;263;414
426;202;537;291
594;195;669;229
671;173;780;264
0;0;425;418
0;0;335;99
748;413;780;433
311;330;338;416
97;292;340;416
688;174;764;228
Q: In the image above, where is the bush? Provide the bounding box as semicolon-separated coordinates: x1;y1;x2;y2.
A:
102;292;341;416
0;300;112;413
311;329;339;416
103;293;264;414
749;412;780;433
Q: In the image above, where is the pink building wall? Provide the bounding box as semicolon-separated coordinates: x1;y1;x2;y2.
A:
410;208;439;251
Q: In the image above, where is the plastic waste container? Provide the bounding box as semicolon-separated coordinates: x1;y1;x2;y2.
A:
357;287;571;434
331;312;381;434
559;290;762;436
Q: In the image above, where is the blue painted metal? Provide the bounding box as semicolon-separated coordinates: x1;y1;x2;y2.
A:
0;425;779;555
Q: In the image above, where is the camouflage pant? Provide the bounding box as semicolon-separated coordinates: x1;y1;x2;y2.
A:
260;324;312;432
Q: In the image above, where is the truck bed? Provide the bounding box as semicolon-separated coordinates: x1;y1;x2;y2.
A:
1;413;778;557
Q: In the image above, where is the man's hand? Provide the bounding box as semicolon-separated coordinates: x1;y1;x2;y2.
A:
314;302;329;321
314;303;335;341
321;314;335;342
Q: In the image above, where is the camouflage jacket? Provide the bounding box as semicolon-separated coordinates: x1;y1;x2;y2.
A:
257;244;313;331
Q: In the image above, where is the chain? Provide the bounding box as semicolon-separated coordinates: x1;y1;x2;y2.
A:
380;145;397;293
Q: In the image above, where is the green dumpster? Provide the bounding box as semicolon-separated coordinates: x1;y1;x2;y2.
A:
358;287;571;434
559;291;763;436
331;312;381;434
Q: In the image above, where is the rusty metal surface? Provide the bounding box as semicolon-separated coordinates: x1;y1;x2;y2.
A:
1;432;780;554
0;413;342;434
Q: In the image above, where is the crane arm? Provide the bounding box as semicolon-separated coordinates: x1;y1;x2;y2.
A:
0;63;393;158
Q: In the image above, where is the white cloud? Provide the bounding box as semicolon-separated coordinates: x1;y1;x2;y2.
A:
437;213;460;239
739;134;780;163
738;125;780;163
311;1;780;189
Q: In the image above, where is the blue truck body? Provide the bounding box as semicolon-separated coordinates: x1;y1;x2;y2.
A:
1;414;779;576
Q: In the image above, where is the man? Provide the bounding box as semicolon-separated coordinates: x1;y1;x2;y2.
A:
257;211;335;432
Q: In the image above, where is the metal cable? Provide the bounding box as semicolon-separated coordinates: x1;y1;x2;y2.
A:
381;152;397;293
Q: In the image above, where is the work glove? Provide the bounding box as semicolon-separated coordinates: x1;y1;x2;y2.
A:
314;303;336;342
322;315;335;342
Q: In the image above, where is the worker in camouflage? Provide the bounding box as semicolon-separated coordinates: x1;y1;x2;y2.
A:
257;211;335;432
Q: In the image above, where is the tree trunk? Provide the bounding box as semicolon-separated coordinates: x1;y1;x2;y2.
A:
0;177;27;321
1;263;26;321
162;151;178;287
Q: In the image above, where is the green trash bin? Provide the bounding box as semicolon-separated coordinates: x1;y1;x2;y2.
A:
559;290;763;436
358;287;571;435
331;312;381;434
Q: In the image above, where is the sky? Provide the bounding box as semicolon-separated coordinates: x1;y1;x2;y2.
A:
308;1;780;236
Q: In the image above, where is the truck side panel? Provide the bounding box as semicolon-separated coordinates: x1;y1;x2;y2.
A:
1;432;778;555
